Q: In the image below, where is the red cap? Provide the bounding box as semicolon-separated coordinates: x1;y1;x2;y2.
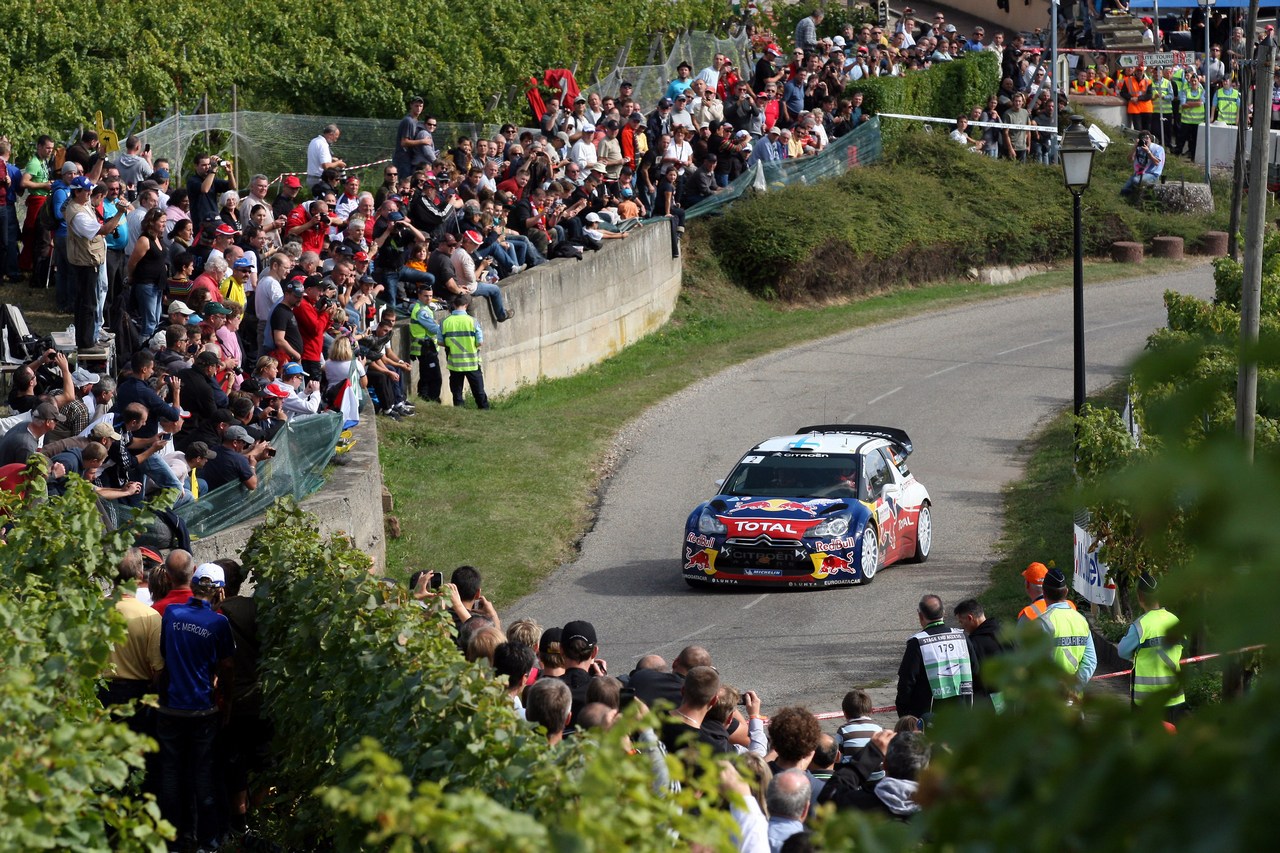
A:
215;223;236;236
463;229;484;244
353;250;369;262
282;175;302;188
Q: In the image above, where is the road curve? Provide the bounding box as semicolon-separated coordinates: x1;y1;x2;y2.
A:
509;265;1215;715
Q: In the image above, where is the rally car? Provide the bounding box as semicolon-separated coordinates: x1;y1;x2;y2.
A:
681;425;931;588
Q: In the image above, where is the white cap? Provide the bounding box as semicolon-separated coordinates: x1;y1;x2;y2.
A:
168;300;195;315
586;212;601;223
193;563;226;588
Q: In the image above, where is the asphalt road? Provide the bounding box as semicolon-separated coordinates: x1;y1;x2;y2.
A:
509;264;1215;717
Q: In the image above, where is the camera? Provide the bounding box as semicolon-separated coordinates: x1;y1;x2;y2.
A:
317;295;333;310
428;572;443;590
318;213;331;225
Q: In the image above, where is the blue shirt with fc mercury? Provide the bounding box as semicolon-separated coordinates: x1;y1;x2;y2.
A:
160;597;235;711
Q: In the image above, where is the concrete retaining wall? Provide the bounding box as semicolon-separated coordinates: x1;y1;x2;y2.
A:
399;221;683;399
187;413;386;568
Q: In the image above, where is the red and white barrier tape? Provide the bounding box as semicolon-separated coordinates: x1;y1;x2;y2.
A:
809;644;1265;720
268;157;393;187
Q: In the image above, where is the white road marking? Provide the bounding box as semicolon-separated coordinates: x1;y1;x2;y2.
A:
742;593;768;610
926;361;971;378
645;624;717;656
867;386;903;405
1088;318;1142;333
995;337;1056;357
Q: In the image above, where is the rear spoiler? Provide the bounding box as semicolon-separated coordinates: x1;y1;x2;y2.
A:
796;424;914;456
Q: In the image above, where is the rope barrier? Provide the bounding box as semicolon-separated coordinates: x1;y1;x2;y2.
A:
808;644;1265;721
267;156;393;187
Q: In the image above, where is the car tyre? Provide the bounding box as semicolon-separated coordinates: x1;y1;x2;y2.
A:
860;525;880;583
908;503;932;564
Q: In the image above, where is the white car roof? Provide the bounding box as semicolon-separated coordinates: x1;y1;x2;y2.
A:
753;433;891;455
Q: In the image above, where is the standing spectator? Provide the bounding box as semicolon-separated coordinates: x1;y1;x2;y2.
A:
658;665;729;754
835;688;884;779
150;549;196;615
99;550;164;733
127;209;171;339
267;277;305;366
65;176;130;351
525;678;572;745
65;130;105;181
114;135;154;189
556;619;606;725
1117;573;1186;720
766;770;811;852
438;292;490;409
272;175;302;221
1002;93;1031;163
954;599;1012;711
307;124;346;186
753;44;785;94
0;140;23;282
794;8;824;57
293;276;332;380
1017;561;1077;622
665;61;696;102
186;153;236;227
19;134;56;279
894;594;974;723
1178;72;1207;160
408;283;443;404
393;96;430;177
155;563;234;852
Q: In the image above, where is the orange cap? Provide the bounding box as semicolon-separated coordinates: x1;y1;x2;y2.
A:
1022;562;1049;583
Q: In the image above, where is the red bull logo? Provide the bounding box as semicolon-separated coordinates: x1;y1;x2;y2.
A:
732;498;819;516
810;552;850;579
684;547;717;575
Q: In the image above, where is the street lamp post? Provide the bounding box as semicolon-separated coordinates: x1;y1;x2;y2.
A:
1060;116;1096;424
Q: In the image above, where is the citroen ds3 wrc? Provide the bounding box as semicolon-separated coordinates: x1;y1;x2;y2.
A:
681;425;932;588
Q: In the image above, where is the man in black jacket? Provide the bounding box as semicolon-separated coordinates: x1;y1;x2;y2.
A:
894;594;975;723
955;598;1012;710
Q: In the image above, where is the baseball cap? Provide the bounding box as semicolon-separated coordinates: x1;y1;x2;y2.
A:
539;627;562;656
463;229;484;244
224;425;253;445
734;129;751;139
353;250;369;262
186;313;204;325
620;80;633;88
282;362;306;377
409;94;425;104
69;176;94;192
1022;562;1049;584
562;620;597;646
628;113;642;123
283;277;306;296
187;440;218;460
303;273;325;290
232;256;253;269
264;381;291;399
33;401;66;423
167;300;194;315
604;119;619;130
282;174;302;188
767;126;781;135
833;35;846;47
215;223;237;237
581;123;596;133
203;302;232;315
193;563;226;588
90;421;122;440
574;94;587;103
70;367;100;386
585;212;601;223
153;167;170;181
658;98;673;109
387;211;406;222
766;43;781;56
944;24;957;33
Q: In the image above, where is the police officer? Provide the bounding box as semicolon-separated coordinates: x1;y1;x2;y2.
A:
1213;77;1241;126
1118;573;1186;721
1040;568;1096;693
407;283;442;404
1178;71;1207;161
894;593;974;725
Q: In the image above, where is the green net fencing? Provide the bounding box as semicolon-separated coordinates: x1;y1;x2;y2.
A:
175;411;343;540
685;117;884;221
585;28;753;106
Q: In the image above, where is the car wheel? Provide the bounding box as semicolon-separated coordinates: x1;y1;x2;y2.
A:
860;525;880;582
909;503;932;564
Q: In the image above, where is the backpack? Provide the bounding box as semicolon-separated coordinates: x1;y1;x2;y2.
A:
37;191;61;232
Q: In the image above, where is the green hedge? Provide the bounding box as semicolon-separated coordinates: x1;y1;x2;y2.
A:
852;51;1001;145
707;130;1227;300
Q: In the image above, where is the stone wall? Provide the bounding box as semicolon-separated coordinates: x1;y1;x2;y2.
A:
401;221;683;398
186;413;386;568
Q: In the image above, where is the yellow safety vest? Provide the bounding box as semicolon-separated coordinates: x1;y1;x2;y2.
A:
1043;606;1091;675
1132;608;1185;707
440;311;481;372
1216;89;1241;125
1181;85;1206;124
1152;78;1174;115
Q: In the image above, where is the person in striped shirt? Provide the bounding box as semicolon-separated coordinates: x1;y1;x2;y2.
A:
835;688;885;782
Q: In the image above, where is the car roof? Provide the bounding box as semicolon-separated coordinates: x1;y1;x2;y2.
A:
751;432;891;455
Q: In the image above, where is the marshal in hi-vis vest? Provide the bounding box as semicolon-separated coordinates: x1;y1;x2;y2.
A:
1132;608;1185;707
913;626;974;702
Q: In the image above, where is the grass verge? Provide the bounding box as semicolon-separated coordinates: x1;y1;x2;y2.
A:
380;235;1205;603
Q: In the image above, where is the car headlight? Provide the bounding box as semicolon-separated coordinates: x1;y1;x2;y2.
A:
698;510;727;535
808;514;850;538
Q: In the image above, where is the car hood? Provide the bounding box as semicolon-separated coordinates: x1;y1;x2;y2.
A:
704;496;854;539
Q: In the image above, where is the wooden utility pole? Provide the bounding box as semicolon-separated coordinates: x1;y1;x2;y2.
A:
1228;0;1262;260
1237;34;1275;461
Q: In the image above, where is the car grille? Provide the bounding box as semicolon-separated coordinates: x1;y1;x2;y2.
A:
719;537;812;574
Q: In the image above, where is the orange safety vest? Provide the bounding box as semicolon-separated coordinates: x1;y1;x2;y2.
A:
1125;76;1154;114
1071;81;1091;94
1018;597;1079;622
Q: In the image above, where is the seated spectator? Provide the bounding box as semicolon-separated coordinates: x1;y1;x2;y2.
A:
202;424;270;491
705;685;766;756
273;363;322;419
843;732;929;819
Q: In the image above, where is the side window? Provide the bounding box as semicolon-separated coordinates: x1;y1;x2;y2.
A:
863;451;889;500
887;445;910;478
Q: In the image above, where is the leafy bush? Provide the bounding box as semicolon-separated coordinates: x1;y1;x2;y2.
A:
853;52;1000;145
0;470;171;851
245;500;739;850
707;130;1224;300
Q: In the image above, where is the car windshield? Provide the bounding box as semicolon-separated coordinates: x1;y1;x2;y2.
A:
722;452;862;499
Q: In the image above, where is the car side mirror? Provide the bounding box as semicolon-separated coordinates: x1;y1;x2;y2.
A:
714;478;725;489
